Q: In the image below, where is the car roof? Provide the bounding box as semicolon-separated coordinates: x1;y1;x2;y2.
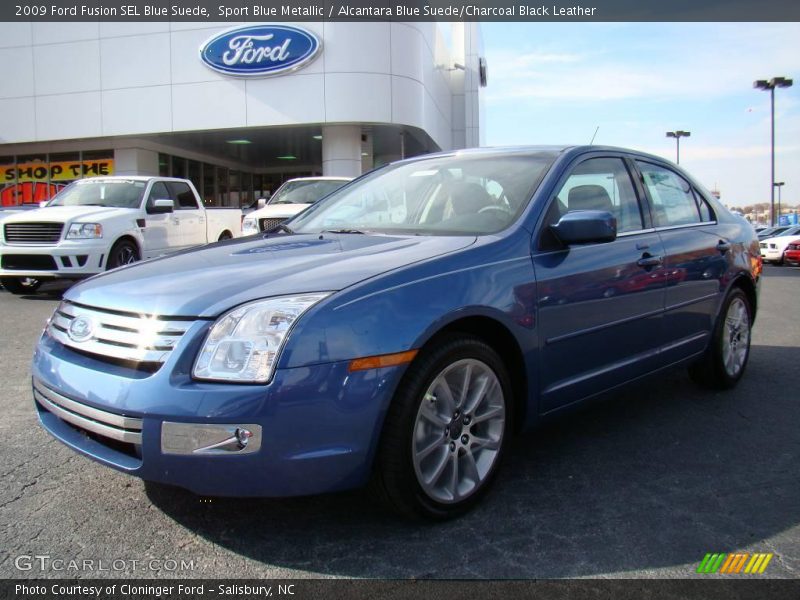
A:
395;144;676;166
282;176;352;182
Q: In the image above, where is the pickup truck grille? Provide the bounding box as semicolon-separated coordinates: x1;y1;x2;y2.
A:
259;217;286;232
4;222;64;245
47;300;195;368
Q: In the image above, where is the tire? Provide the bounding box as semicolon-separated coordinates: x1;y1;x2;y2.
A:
688;288;752;390
371;334;512;520
106;239;139;270
218;231;232;241
1;277;42;295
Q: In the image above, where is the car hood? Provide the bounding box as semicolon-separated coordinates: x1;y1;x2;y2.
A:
67;233;477;317
1;205;137;223
246;204;309;219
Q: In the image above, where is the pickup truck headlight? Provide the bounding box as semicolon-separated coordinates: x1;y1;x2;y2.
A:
242;218;258;234
193;293;331;383
66;223;103;239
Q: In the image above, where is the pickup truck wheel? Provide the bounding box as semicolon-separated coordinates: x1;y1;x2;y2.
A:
371;334;511;520
107;240;139;270
688;288;752;390
1;277;42;295
218;231;232;241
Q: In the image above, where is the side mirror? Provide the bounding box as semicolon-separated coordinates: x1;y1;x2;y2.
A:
147;199;174;214
257;198;267;209
550;210;617;245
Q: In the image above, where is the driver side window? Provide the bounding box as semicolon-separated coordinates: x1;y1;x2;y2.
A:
540;157;643;250
147;182;171;208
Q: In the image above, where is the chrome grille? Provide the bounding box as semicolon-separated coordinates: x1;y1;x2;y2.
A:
33;377;143;444
4;222;64;245
47;300;195;365
259;217;286;232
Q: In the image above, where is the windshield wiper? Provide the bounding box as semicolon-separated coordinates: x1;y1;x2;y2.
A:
320;229;366;235
267;223;294;234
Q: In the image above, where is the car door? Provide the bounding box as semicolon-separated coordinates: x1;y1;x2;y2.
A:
635;160;727;361
166;181;206;249
532;156;667;412
140;181;178;258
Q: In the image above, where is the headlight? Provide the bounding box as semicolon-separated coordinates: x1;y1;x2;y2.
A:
66;223;103;239
193;293;331;383
242;219;258;233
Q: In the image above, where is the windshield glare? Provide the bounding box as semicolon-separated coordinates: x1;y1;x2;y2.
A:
270;180;349;205
49;179;146;208
290;154;555;235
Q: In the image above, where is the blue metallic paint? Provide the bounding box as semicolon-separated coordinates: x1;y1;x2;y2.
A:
32;146;760;497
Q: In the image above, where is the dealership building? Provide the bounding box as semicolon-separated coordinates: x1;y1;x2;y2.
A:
0;21;485;207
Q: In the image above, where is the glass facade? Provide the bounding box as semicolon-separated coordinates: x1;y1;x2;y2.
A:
155;152;315;208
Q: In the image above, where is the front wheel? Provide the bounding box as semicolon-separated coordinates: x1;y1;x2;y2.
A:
371;334;511;519
688;288;752;389
106;240;139;270
1;277;42;295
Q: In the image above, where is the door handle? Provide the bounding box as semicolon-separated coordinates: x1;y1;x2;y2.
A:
716;240;731;254
637;254;663;268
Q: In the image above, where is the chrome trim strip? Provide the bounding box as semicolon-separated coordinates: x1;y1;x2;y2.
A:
653;221;718;233
616;228;657;238
33;379;142;430
34;385;142;444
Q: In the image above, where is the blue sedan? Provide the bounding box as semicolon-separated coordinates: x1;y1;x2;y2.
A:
32;146;760;519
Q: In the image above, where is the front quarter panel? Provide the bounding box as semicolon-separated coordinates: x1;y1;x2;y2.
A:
279;232;540;415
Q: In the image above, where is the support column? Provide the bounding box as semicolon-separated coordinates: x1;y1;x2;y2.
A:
322;125;362;178
114;148;159;176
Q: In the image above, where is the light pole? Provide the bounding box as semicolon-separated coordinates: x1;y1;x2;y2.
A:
754;77;793;226
774;181;784;225
666;130;690;164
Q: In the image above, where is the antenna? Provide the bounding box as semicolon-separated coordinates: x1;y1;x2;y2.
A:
589;126;599;145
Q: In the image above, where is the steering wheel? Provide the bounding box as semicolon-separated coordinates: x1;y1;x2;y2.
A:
478;205;512;217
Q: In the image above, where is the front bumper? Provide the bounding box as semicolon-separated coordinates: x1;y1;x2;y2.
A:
759;246;782;262
0;241;108;278
32;331;403;497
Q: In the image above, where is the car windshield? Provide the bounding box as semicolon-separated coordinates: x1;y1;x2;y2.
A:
269;180;349;205
290;153;556;236
48;179;147;208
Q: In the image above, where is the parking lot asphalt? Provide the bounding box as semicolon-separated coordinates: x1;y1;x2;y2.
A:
0;266;798;580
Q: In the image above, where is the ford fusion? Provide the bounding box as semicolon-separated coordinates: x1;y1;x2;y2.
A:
32;146;760;519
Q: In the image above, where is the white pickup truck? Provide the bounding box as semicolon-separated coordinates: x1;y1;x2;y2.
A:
0;176;241;294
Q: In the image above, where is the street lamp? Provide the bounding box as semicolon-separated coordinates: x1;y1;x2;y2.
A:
666;130;691;164
774;181;785;225
754;76;793;226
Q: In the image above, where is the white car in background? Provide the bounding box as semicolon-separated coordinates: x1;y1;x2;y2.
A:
242;176;351;234
759;224;800;264
0;177;242;294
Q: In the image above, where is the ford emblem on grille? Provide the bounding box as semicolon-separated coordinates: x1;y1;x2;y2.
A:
68;316;95;342
199;24;321;77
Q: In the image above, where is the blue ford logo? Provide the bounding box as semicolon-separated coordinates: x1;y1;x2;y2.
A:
68;316;95;343
199;24;321;77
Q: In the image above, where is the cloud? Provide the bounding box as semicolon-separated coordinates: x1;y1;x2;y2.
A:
484;23;800;105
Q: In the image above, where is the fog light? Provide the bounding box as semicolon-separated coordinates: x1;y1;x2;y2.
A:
161;422;262;455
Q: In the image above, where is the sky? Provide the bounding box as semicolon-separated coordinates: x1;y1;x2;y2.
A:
481;23;800;208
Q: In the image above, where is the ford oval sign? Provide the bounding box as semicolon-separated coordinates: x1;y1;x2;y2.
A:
199;24;321;77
